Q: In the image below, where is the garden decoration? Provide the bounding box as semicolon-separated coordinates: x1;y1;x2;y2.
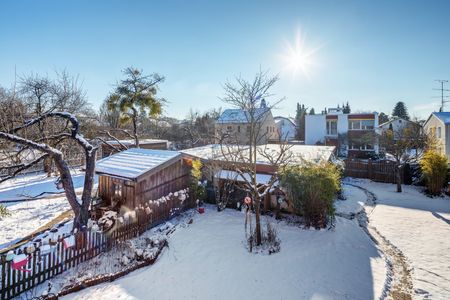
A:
63;235;76;249
11;254;31;272
5;250;15;262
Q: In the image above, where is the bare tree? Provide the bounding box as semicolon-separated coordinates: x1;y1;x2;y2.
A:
0;112;97;230
218;70;292;246
19;71;91;176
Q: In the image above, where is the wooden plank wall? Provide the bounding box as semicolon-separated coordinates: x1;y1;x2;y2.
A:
136;160;190;206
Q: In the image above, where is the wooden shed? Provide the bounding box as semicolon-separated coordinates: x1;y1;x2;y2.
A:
95;148;190;211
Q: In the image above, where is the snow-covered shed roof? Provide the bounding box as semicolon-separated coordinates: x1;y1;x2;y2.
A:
216;108;270;124
181;144;335;165
105;139;168;146
214;170;273;185
95;148;181;180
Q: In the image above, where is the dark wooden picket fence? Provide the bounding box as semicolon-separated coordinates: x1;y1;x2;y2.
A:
0;191;193;300
344;159;410;184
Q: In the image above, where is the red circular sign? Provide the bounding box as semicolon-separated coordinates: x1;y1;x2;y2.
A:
244;197;251;205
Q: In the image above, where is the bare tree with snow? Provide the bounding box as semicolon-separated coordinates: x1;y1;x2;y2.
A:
0;112;97;230
218;70;292;246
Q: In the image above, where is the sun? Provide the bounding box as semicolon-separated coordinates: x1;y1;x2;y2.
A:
279;30;319;78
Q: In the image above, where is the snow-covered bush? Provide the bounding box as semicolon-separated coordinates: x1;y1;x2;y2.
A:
0;204;10;218
420;150;448;196
189;159;206;202
247;220;280;254
280;163;340;228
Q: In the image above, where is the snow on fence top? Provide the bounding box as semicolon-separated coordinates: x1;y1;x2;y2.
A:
95;148;181;180
181;144;336;165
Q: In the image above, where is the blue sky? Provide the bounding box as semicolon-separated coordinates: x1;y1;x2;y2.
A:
1;0;449;120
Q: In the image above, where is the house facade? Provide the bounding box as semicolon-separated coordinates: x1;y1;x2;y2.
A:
215;103;279;145
305;108;379;157
274;116;297;141
424;112;450;160
379;117;416;136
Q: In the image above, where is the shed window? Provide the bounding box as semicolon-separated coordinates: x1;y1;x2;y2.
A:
437;127;442;138
113;183;122;198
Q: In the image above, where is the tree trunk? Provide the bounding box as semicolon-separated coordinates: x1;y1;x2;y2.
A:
132;109;139;148
75;148;97;230
53;153;80;217
254;196;262;246
43;156;53;177
396;163;402;193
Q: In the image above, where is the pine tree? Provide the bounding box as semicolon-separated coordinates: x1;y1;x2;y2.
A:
343;101;351;114
294;102;307;140
392;101;410;120
309;108;315;115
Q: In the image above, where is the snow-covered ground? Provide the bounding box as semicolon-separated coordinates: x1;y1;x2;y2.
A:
0;196;71;249
345;178;450;299
0;171;98;249
0;170;90;203
61;204;386;300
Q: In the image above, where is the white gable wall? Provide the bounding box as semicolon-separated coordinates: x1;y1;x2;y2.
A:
305;114;327;144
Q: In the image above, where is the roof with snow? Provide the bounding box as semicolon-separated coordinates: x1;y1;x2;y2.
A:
181;144;335;165
274;116;297;127
95;148;181;180
214;170;274;185
431;112;450;125
216;108;271;124
105;139;168;146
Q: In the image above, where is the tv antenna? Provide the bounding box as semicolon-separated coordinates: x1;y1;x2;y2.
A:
433;80;450;112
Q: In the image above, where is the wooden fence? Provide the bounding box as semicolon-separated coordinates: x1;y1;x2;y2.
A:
344;159;410;184
0;191;193;300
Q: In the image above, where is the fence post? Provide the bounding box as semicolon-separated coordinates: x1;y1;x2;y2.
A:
367;159;373;180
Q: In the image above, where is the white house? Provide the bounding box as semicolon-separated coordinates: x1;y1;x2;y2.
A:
423;112;450;160
305;108;379;157
379;117;414;135
274;116;297;141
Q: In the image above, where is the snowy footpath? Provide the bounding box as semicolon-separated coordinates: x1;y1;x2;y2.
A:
61;203;386;300
345;178;450;300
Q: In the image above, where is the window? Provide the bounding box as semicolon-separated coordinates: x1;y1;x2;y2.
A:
361;120;375;130
237;125;241;133
246;125;251;132
437;127;441;138
326;120;338;135
348;119;374;130
113;183;122;198
348;120;361;130
227;126;232;132
267;126;269;132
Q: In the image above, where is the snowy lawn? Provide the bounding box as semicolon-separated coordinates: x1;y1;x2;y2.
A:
0;169;92;203
346;178;450;299
0;171;98;249
62;205;386;300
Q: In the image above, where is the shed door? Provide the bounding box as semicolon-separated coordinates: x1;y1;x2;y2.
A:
123;184;136;209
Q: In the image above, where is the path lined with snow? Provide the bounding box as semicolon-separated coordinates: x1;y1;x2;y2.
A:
346;178;450;300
